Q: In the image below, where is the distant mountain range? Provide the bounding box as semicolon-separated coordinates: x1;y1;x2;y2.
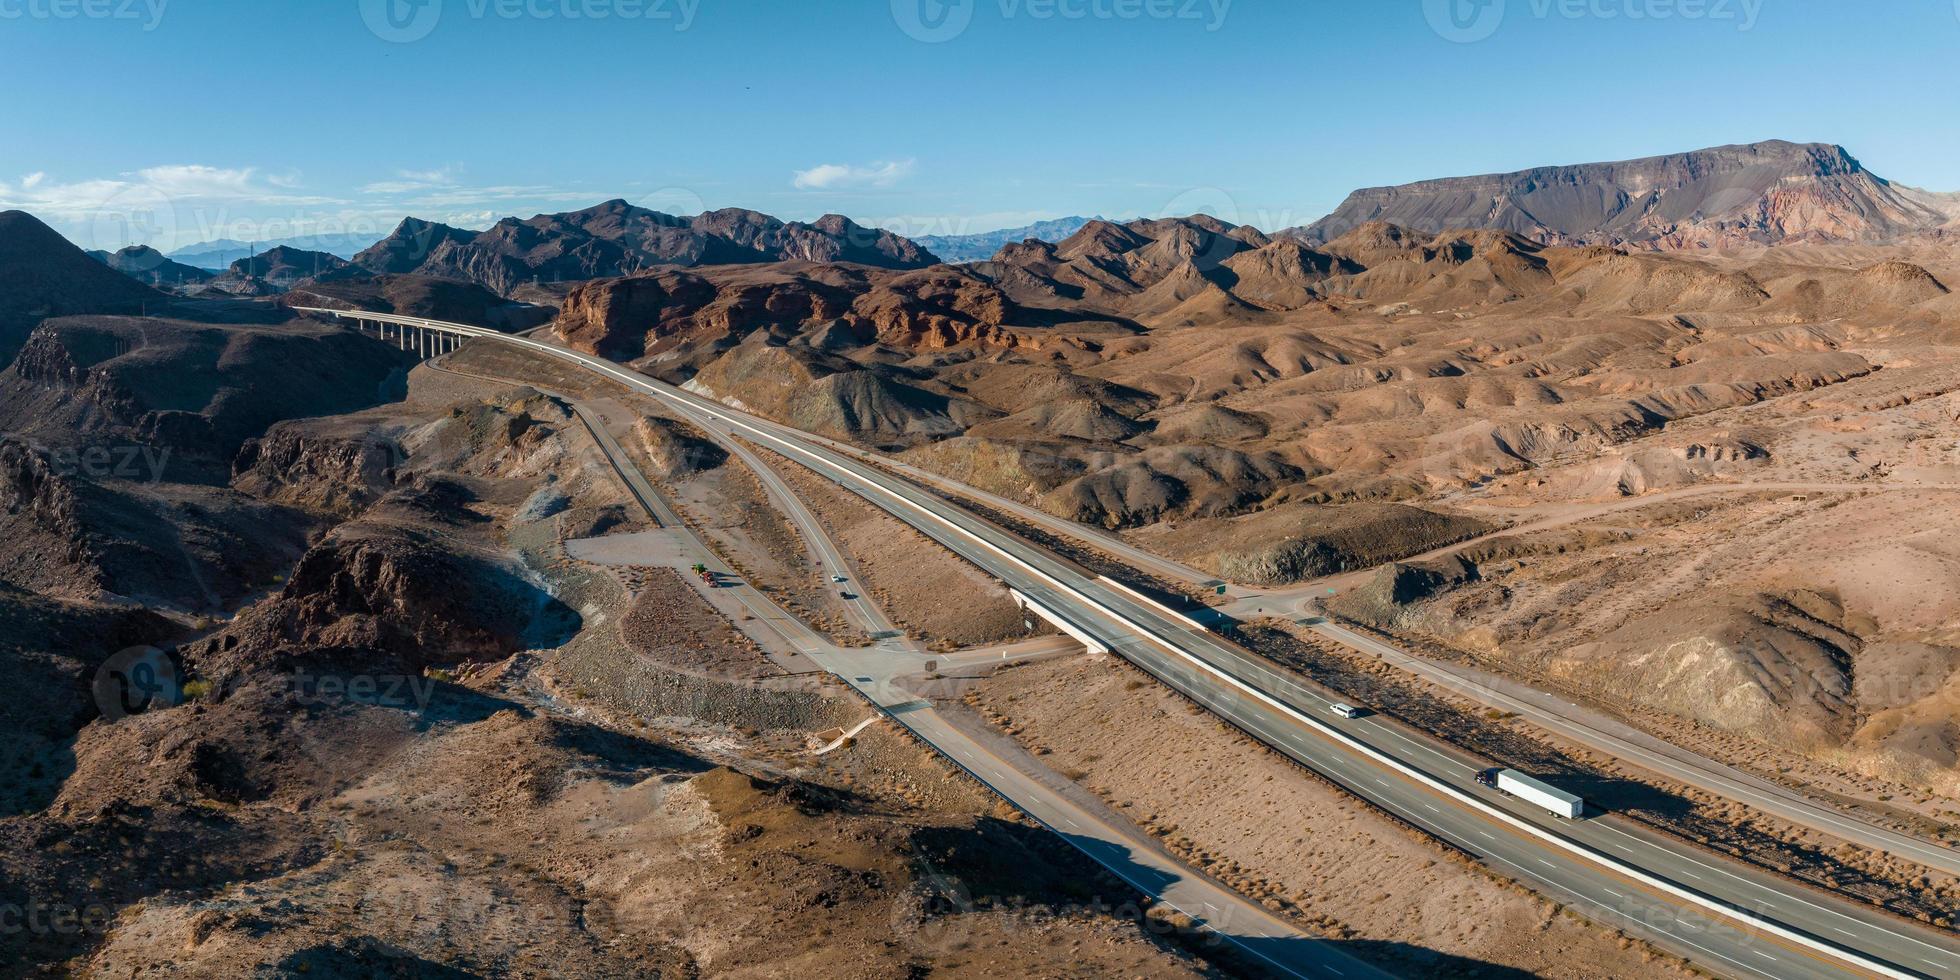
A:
87;245;215;287
168;233;381;271
1291;140;1960;249
45;138;1960;318
354;200;940;296
916;216;1098;262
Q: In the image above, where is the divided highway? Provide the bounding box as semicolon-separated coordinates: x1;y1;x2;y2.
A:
301;309;1960;980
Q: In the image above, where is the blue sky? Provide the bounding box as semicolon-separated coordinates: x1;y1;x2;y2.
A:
2;0;1957;250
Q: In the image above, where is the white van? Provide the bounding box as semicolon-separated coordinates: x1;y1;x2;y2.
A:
1328;703;1361;719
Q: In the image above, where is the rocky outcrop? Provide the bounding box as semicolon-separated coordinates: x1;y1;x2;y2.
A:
554;270;729;358
849;266;1030;349
199;492;565;674
1039;446;1305;529
232;423;403;516
633;416;725;479
1327;555;1482;628
0;317;413;478
0;434;312;608
554;263;1032;360
0;438;101;594
685;341;997;446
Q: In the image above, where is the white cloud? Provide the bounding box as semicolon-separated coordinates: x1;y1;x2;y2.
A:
360;165;464;196
399;167;457;184
0;165;343;250
791;159;915;191
436;210;502;230
3;160;661;251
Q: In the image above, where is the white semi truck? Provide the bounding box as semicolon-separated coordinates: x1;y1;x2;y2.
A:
1478;768;1585;819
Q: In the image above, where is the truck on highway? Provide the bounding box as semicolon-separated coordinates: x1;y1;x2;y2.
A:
1478;768;1584;819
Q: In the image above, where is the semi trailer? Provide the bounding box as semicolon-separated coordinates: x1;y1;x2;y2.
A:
1478;768;1585;819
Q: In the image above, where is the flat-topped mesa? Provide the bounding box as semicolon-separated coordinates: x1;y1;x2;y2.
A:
1290;139;1959;249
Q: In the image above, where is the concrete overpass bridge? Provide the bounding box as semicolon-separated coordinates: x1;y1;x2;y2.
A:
296;306;485;358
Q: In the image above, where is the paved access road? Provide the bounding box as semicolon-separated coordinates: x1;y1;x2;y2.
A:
817;645;1392;980
305;310;1959;980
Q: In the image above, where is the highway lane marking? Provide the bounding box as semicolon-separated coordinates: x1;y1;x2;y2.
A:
1591;825;1960;961
1491;854;1784;980
1399;751;1903;980
1215;682;1905;980
1372;727;1475;774
1161;647;1933;977
1321;625;1960;878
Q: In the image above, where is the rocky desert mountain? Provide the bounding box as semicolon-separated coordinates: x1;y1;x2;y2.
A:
85;245;215;288
1294;139;1960;249
185;246;362;299
354;200;939;296
165;232;376;272
0;210;164;366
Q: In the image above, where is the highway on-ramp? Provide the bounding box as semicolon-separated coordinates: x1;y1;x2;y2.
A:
302;309;1960;980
